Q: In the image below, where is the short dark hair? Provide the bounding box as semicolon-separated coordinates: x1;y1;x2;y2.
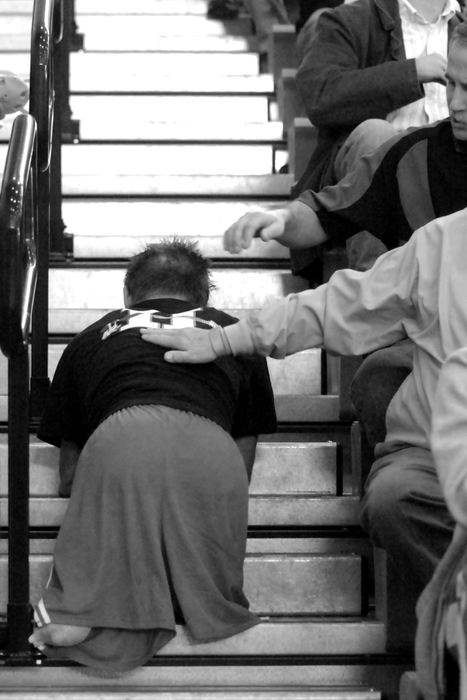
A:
450;20;467;48
124;238;214;307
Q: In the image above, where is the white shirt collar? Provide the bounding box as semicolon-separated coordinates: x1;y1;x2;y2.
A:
398;0;459;23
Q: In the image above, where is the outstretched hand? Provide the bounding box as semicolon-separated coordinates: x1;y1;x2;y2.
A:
140;326;217;364
224;210;287;253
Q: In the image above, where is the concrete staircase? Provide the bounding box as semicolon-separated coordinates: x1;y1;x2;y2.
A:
0;0;412;697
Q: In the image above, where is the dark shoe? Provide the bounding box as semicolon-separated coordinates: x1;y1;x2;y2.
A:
207;0;240;19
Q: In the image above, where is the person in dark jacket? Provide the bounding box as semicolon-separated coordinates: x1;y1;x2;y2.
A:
291;0;462;277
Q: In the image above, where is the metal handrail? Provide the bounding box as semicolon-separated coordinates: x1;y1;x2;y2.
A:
29;0;55;173
0;114;38;360
29;0;64;417
0;112;38;660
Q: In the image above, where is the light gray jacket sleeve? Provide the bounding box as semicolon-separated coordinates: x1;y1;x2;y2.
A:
223;235;419;358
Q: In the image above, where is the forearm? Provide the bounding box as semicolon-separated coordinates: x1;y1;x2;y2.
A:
273;200;328;249
217;242;416;359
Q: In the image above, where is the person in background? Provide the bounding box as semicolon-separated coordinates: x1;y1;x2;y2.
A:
29;239;276;672
0;71;29;120
140;207;467;653
207;0;291;69
293;0;462;277
217;17;467;452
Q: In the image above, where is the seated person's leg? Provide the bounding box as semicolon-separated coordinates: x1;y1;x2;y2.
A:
333;118;399;181
360;446;455;649
333;119;400;271
350;339;414;448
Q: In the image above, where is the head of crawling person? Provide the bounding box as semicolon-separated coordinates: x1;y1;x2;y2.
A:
123;238;215;309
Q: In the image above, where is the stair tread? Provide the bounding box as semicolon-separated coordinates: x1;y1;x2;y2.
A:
0;552;365;617
74;122;284;143
0;664;405;695
0;143;282;174
60;174;293;196
0;492;357;528
47;267;308;309
0;691;382;700
70;95;272;121
60;198;290;259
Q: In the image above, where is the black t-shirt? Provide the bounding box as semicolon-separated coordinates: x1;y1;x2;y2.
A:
38;298;277;448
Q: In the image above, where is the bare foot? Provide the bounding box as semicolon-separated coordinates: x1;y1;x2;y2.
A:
29;623;92;648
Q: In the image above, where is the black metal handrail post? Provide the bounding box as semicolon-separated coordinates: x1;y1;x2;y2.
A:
29;0;55;420
0;113;38;661
50;0;80;258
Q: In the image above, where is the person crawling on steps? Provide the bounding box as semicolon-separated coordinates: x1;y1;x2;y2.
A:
30;238;276;672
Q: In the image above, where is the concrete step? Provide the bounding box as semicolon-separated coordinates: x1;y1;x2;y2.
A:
0;13;253;38
0;21;253;52
0;143;281;175
0;493;358;528
0;0;213;13
0;438;336;496
10;537;370;558
0;665;410;699
0;342;321;400
1;143;288;182
68;95;271;124
70;51;260;77
47;266;308;316
0;54;274;92
57;144;282;175
73;121;283;143
75;15;254;43
60;174;293;197
51;198;292;259
0;551;365;617
81;35;253;53
0;690;382;700
75;14;254;36
0;116;283;144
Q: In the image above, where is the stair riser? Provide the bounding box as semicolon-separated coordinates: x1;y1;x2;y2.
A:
0;537;371;557
0;54;274;92
0;493;359;528
0;143;284;175
0;693;382;700
1;33;253;53
0;554;364;616
0;438;336;496
70;96;271;123
59;174;293;197
0;665;407;698
46;268;307;312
